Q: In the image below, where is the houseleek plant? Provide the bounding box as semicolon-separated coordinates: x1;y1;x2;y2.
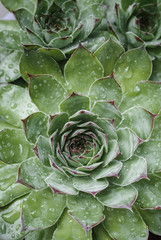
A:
0;0;112;84
0;38;161;240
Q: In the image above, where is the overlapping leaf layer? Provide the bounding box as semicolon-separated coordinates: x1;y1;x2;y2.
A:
0;38;161;240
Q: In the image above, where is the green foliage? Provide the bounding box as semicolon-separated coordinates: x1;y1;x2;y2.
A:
0;38;161;240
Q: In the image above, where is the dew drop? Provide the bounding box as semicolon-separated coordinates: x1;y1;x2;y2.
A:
117;216;125;223
8;64;14;69
5;75;10;82
11;103;17;109
0;224;6;234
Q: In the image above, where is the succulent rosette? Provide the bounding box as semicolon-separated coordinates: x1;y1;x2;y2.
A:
107;0;161;81
1;0;111;62
1;39;161;240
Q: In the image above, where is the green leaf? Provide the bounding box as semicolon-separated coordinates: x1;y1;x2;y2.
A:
48;113;68;135
18;157;53;190
93;224;112;240
34;136;52;166
60;93;90;116
120;82;161;114
97;185;138;210
117;128;141;160
112;155;147;186
92;160;122;180
151;111;161;140
29;75;66;114
0;164;30;207
96;118;117;140
138;207;161;236
22;188;66;230
26;28;45;46
0;30;23;50
14;8;34;31
45;171;78;195
67;192;104;232
25;225;56;240
120;106;154;140
20;50;64;84
102;140;120;166
0;20;20;31
103;207;148;240
121;0;135;10
1;0;37;13
0;84;38;127
136;140;161;173
38;47;66;61
0;129;31;164
114;46;152;92
0;51;21;83
0;117;17;131
22;112;49;144
94;38;124;76
92;100;122;126
89;76;122;107
73;177;108;196
49;36;73;48
0;197;26;240
133;174;161;209
64;45;103;95
53;210;92;240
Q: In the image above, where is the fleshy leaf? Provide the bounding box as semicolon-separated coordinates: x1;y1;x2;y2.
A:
38;47;66;61
14;8;34;31
112;155;147;186
114;46;152;92
65;44;103;95
24;225;56;240
0;84;38;127
0;197;26;240
117;128;141;160
1;0;36;13
97;185;138;210
0;51;21;83
0;164;30;207
96;118;117;140
53;210;92;240
151;111;161;140
22;188;66;230
138;207;161;236
102;140;120;166
94;38;124;76
92;100;122;126
93;224;112;240
120;106;154;140
92;160;122;180
103;207;148;240
48;113;68;136
34;136;52;167
67;192;104;233
120;81;161;114
29;75;66;114
45;171;78;195
22;112;49;144
133;174;161;209
17;157;53;190
0;129;31;164
20;50;64;84
136;140;161;173
89;76;122;107
73;177;108;196
60;93;90;116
